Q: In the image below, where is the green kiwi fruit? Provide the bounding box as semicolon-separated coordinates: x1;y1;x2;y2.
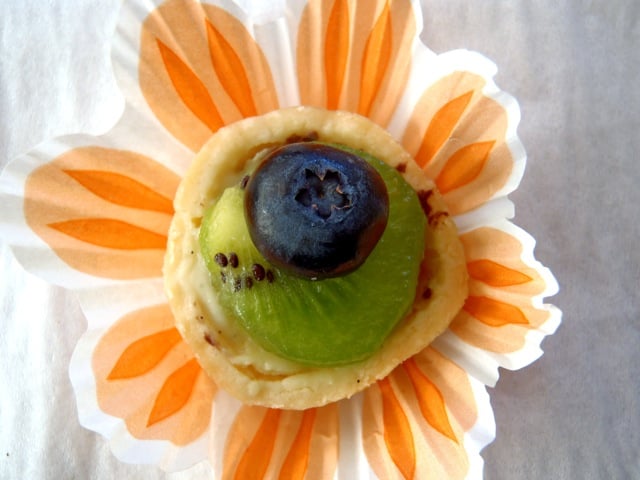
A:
199;148;426;366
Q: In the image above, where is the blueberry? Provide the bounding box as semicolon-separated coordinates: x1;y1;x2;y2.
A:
244;142;389;279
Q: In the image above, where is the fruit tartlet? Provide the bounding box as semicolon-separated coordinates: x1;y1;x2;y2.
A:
164;106;468;409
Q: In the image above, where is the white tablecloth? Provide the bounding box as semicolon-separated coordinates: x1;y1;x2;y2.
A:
1;1;638;479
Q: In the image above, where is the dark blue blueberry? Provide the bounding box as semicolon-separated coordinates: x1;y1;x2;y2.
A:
244;142;389;279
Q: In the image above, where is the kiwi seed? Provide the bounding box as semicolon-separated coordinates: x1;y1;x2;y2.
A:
214;252;228;267
252;263;266;281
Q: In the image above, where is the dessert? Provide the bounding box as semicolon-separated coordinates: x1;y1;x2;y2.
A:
164;106;468;409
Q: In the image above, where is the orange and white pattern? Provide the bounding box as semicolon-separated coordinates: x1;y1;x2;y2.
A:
0;0;560;478
363;350;479;479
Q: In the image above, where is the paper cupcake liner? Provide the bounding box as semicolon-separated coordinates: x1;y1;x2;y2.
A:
0;0;561;478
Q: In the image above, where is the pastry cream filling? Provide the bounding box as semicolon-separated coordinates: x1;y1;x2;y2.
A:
177;238;308;376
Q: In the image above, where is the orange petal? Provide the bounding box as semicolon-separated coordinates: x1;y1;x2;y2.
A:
411;348;479;432
324;0;350;110
25;146;178;279
415;91;474;168
223;405;339;480
463;295;529;327
402;71;513;215
140;1;278;152
461;227;548;296
298;0;415;125
233;409;282;480
435;140;495;194
403;359;457;443
278;409;317;480
63;170;174;214
379;377;416;480
206;20;257;118
156;38;224;133
357;1;392;117
362;348;478;479
147;358;201;427
93;304;216;445
467;259;532;287
363;349;475;479
108;328;182;380
452;226;554;353
49;218;167;250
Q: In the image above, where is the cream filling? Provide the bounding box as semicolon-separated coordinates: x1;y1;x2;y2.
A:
175;221;309;376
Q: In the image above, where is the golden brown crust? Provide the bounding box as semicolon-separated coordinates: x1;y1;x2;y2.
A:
163;107;468;409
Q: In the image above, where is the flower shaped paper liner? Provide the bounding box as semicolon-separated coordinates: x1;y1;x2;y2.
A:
0;0;561;478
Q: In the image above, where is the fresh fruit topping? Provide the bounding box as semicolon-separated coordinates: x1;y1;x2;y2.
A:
199;146;426;366
244;142;389;279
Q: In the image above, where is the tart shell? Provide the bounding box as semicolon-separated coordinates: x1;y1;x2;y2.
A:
164;106;468;409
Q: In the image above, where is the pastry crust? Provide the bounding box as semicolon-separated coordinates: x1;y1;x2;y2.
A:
164;107;468;409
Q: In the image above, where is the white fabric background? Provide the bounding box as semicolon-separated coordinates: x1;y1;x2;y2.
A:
1;1;638;479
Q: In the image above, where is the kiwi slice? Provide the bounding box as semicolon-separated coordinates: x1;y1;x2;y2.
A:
199;150;425;366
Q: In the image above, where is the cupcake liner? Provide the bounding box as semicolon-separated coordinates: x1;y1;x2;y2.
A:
0;0;561;478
